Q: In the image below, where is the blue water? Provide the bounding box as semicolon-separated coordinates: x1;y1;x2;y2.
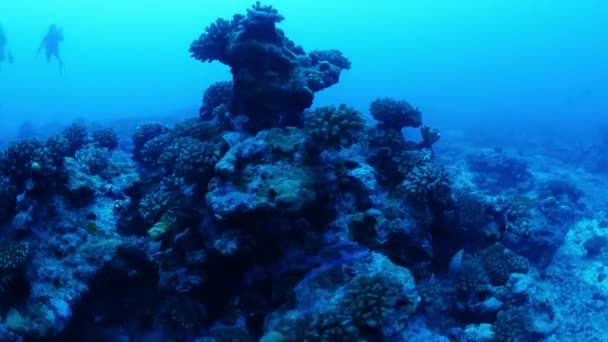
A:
0;1;607;340
2;1;606;131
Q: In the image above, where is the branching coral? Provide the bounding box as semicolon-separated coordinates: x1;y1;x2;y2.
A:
132;123;169;163
1;136;69;194
455;190;490;229
171;118;222;141
158;136;227;184
0;240;30;301
61;122;89;156
200;81;234;120
303;104;365;150
456;256;491;307
393;149;432;176
0;240;29;271
365;131;421;187
272;311;361;342
454;189;499;240
138;179;187;226
400;161;452;205
305;50;352;92
481;243;529;286
365;98;439;189
369;98;422;130
44;135;71;164
91;127;119;150
309;50;352;71
75;144;112;176
266;253;419;341
342;272;405;329
189;17;238;64
137;133;173;167
133;119;226;178
1;138;45;185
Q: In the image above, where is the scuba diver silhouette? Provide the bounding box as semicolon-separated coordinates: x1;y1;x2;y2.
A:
0;23;14;71
38;24;64;72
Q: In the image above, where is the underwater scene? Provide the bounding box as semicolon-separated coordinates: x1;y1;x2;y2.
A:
1;0;608;341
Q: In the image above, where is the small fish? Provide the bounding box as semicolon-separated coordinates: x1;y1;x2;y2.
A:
86;221;98;235
448;249;464;279
7;50;13;64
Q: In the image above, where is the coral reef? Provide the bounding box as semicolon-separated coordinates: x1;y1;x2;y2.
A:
0;2;596;341
190;2;351;131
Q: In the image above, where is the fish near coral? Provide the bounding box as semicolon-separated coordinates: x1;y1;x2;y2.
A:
148;220;175;240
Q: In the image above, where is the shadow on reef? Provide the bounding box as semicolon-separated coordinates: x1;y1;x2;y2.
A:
0;2;575;341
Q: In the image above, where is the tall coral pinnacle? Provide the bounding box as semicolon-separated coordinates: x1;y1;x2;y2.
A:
190;3;351;132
